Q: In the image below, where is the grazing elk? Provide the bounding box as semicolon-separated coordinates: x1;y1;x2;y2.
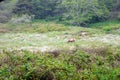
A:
67;38;76;43
80;31;88;36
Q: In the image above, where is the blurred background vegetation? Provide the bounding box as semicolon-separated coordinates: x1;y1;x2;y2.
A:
0;0;120;26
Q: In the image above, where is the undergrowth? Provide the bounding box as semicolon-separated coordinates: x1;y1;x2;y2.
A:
0;50;120;80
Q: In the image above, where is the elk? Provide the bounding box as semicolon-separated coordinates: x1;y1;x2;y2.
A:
80;31;88;36
67;38;76;43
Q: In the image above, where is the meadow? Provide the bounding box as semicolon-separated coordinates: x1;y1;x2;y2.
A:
0;20;120;80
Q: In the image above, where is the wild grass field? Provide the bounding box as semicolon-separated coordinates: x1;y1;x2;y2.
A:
0;20;120;80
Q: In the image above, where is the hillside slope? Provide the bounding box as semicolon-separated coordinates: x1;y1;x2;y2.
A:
0;21;120;80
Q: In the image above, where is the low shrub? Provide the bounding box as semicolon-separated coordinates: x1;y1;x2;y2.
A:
0;50;119;80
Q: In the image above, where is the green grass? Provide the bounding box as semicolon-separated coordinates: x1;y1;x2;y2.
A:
0;20;120;80
0;21;107;50
0;21;69;33
89;20;120;34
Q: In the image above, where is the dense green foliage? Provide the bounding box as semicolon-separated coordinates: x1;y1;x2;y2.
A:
13;0;62;19
13;0;120;25
0;49;120;80
0;0;119;25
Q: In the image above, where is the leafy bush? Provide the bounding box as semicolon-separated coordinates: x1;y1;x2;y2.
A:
0;50;119;80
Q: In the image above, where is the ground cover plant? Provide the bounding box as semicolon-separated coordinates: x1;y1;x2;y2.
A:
0;49;120;80
0;20;120;80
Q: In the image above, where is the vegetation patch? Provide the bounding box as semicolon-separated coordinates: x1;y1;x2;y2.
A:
0;21;69;33
0;50;120;80
90;20;120;34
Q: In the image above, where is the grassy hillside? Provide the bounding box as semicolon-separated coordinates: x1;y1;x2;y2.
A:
0;20;120;80
90;20;120;34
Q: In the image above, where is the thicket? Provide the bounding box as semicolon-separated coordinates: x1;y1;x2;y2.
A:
0;0;120;26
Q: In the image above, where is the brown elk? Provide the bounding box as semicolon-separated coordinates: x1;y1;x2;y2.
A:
67;38;76;43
